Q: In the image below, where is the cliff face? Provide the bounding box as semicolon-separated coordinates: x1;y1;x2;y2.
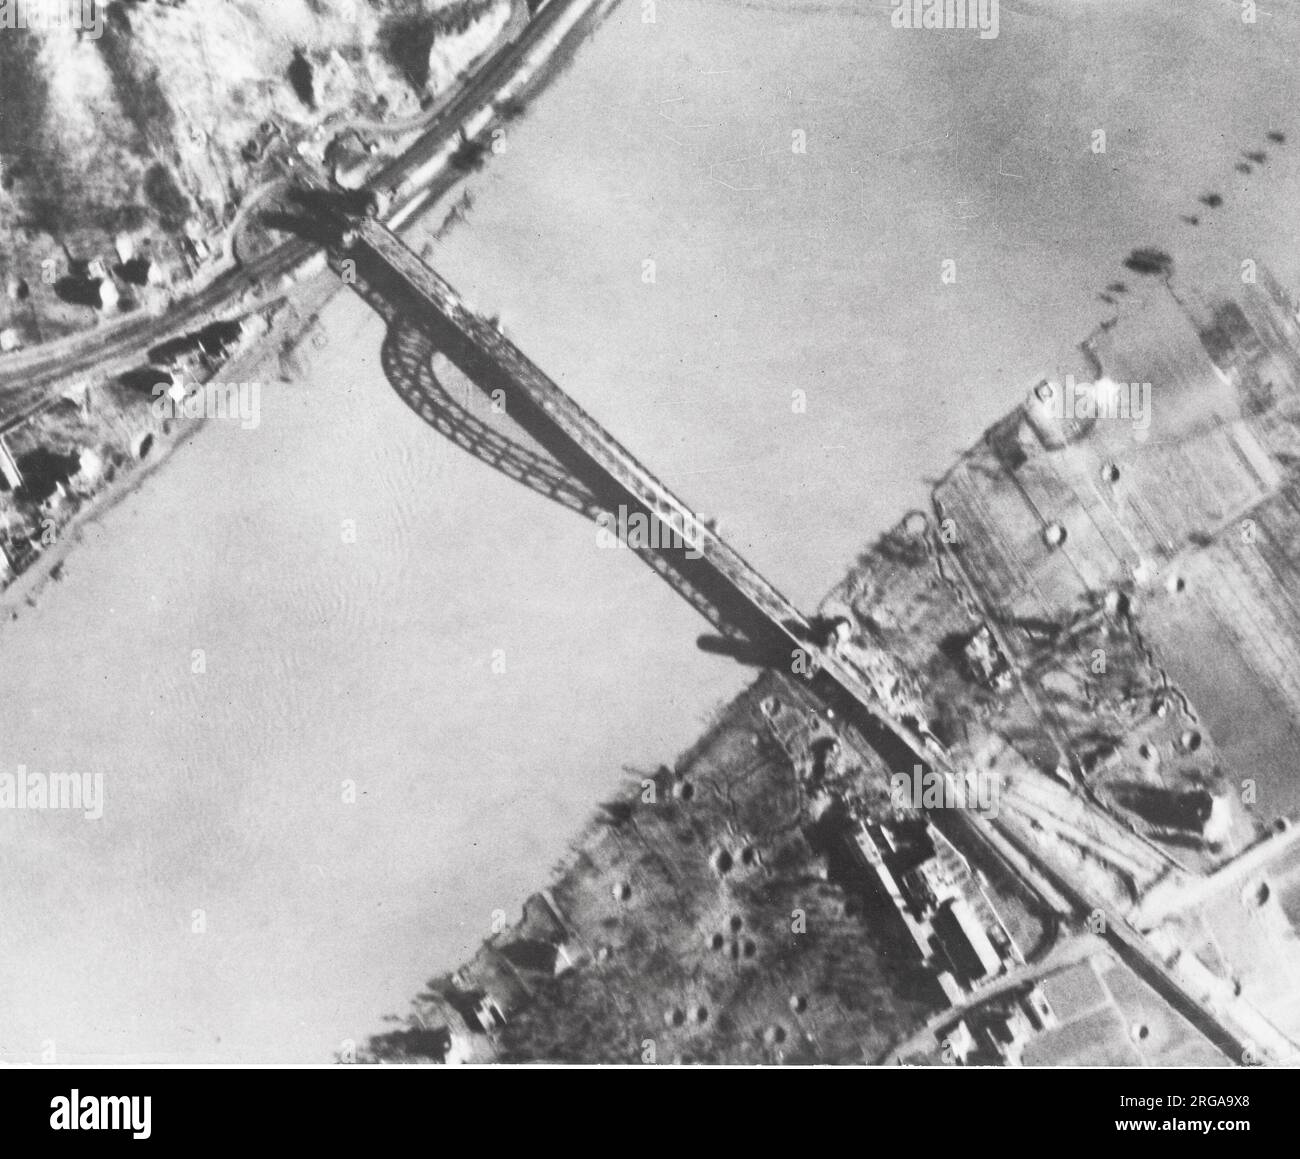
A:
0;0;509;341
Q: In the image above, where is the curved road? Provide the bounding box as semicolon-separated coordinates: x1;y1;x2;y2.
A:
0;0;609;429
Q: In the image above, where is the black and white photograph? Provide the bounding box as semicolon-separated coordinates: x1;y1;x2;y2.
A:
0;0;1296;1110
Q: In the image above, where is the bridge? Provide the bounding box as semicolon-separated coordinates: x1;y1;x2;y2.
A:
341;216;947;741
307;201;1267;1067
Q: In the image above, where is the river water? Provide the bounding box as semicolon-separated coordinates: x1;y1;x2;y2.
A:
1;0;1296;1061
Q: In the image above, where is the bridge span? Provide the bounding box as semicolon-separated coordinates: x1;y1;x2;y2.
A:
341;215;942;753
325;209;1264;1067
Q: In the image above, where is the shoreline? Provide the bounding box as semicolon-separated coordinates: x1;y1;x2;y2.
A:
0;0;622;635
0;417;202;628
0;265;342;632
369;267;1300;1066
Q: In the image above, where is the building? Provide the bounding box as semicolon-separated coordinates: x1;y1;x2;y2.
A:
71;448;107;495
98;278;120;312
0;435;24;492
964;624;1012;690
852;822;935;965
933;897;1003;986
1021;984;1057;1032
181;236;211;269
553;940;584;976
902;853;963;915
852;818;1016;1001
473;995;506;1032
945;1019;976;1064
980;1001;1036;1066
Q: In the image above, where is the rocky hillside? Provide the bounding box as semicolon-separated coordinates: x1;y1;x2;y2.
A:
0;0;510;344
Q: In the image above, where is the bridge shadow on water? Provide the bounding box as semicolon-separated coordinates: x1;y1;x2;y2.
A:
350;263;782;657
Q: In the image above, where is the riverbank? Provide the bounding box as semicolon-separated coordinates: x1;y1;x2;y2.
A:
0;273;333;628
383;267;1300;1066
0;0;619;630
0;181;746;1067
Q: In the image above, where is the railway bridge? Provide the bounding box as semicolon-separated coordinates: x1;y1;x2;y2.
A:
308;201;1262;1066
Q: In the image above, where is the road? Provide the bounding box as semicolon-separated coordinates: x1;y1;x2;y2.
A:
886;932;1108;1064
